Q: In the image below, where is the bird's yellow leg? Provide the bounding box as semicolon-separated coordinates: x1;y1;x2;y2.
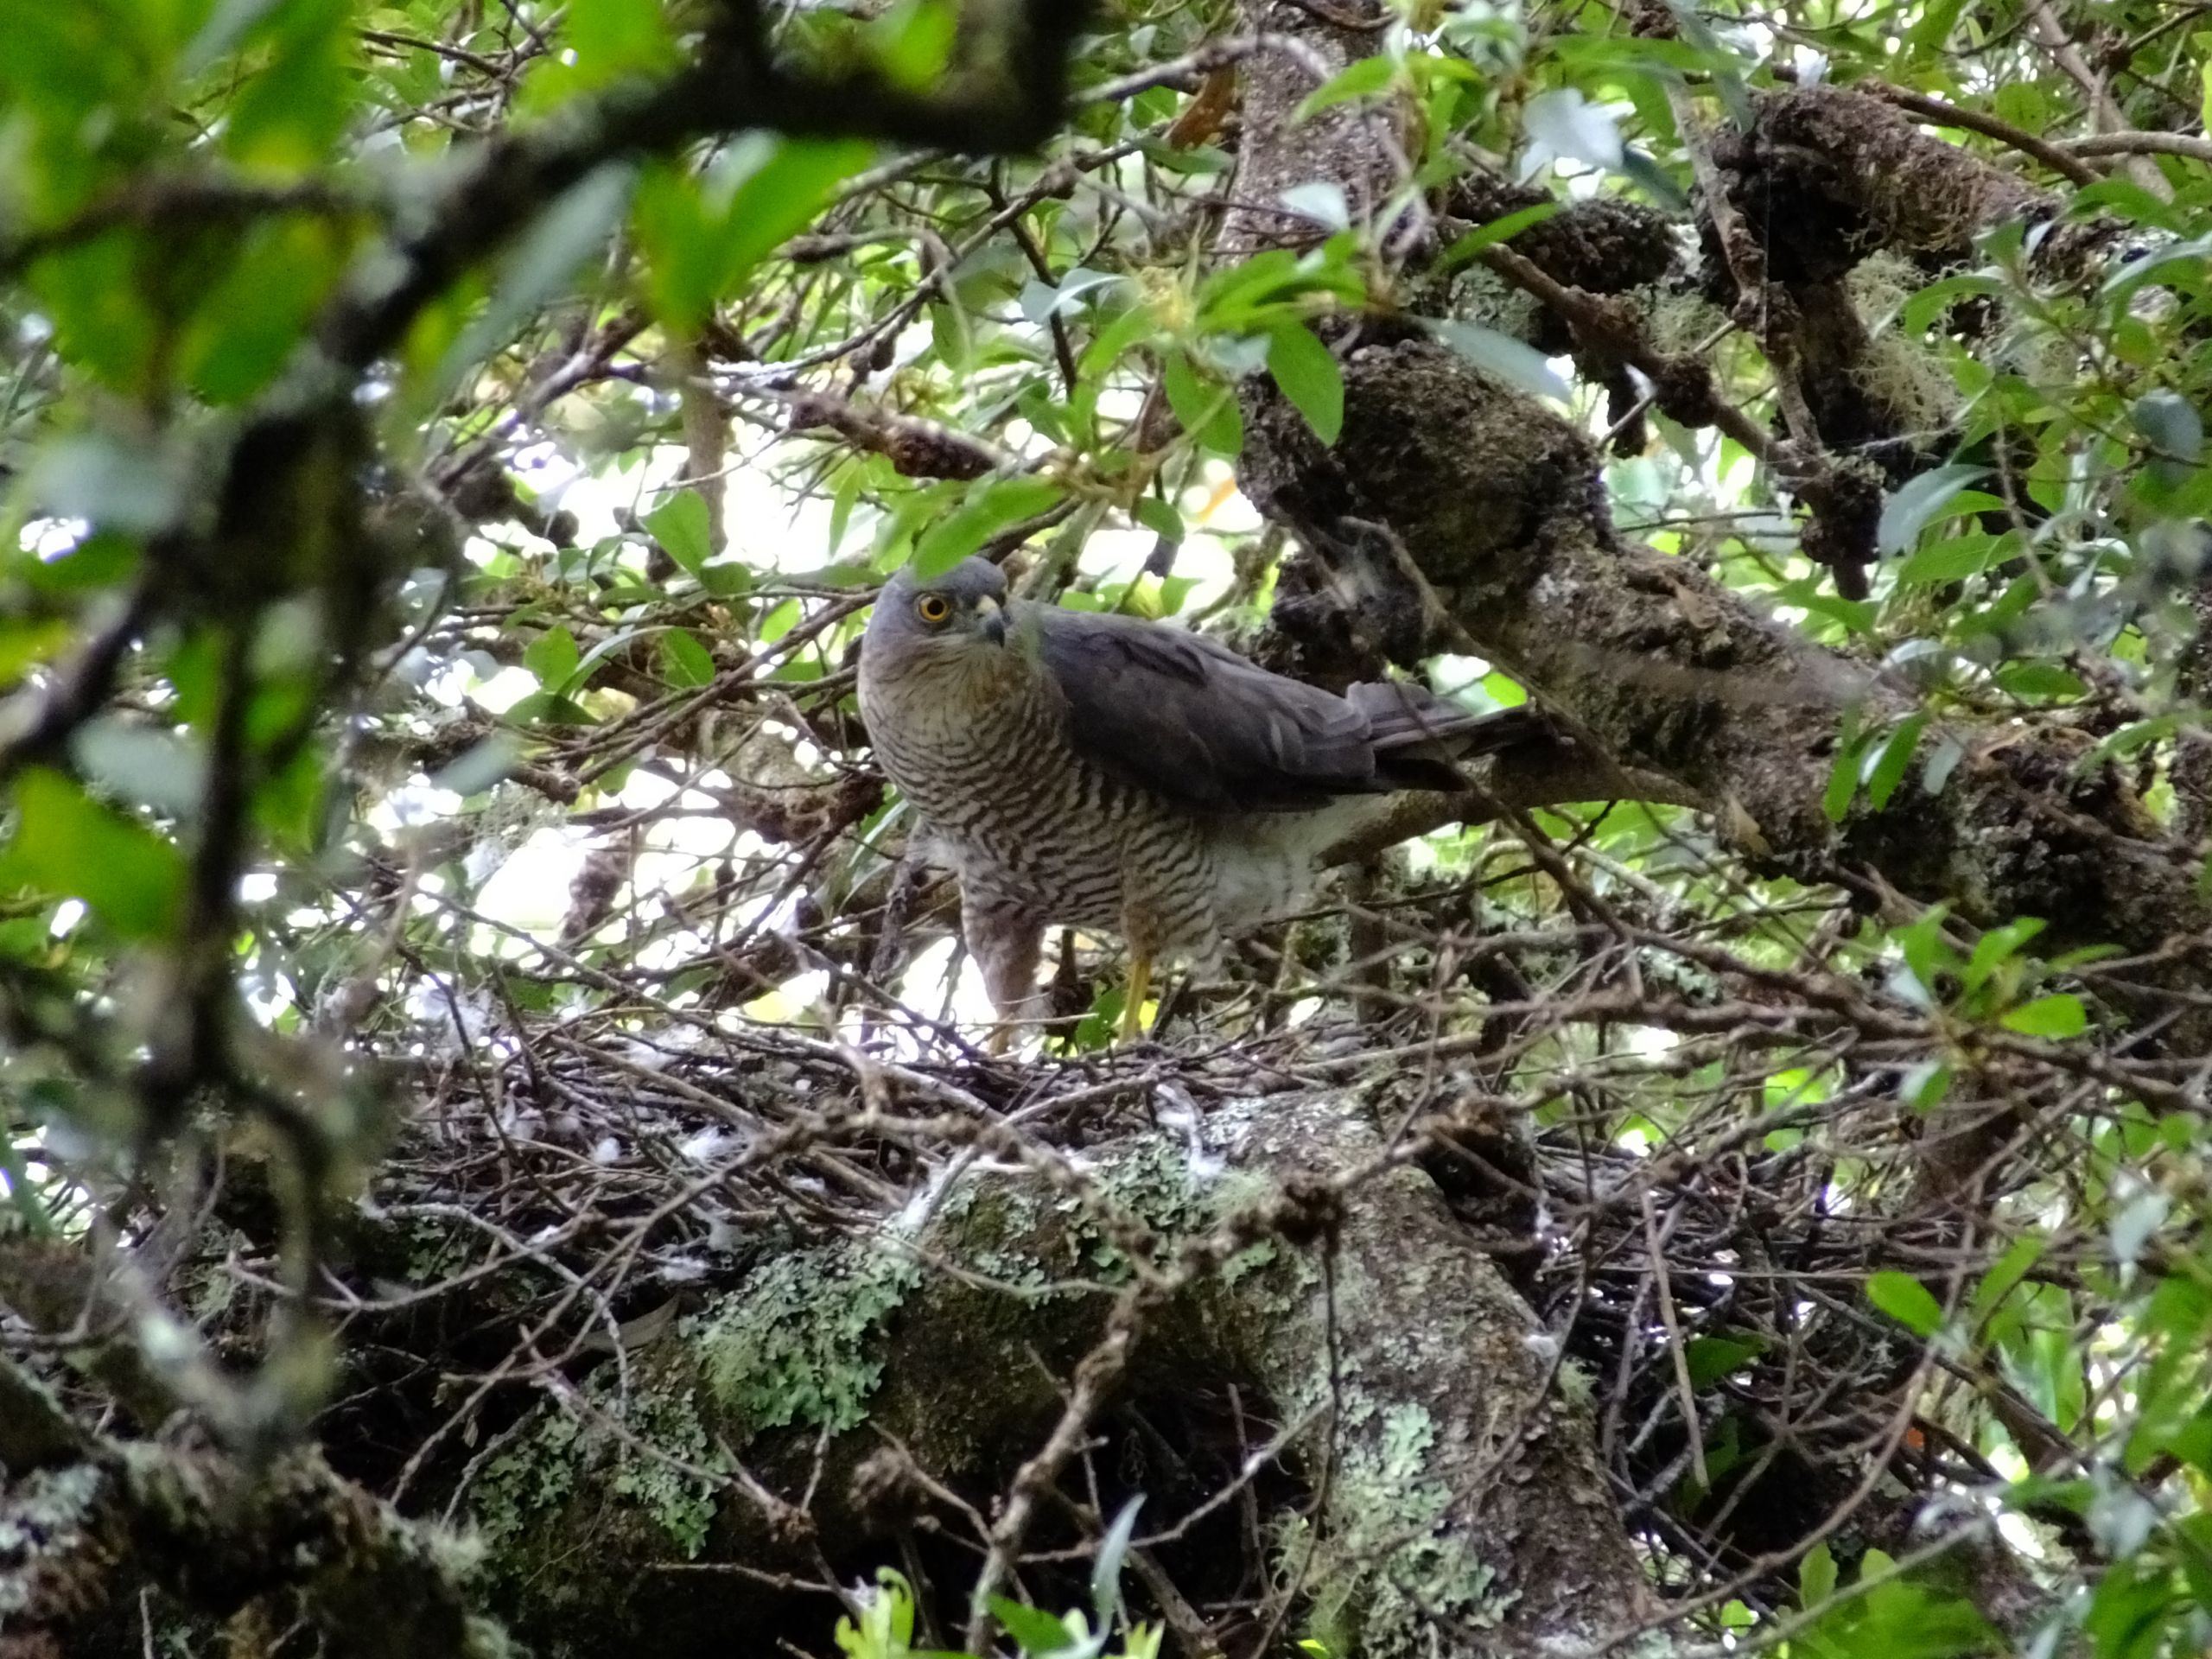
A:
1121;951;1152;1042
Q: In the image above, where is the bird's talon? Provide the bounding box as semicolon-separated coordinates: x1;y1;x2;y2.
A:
1119;953;1153;1043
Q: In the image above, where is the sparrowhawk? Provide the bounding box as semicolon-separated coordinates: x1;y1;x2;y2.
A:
858;556;1536;1042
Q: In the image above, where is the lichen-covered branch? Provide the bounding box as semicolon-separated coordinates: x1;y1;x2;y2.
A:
459;1094;1659;1658
0;1355;496;1659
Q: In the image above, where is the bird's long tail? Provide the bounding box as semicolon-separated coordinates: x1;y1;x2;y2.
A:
1348;683;1548;790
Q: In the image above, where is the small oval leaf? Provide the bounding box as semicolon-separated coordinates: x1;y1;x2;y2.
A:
1866;1270;1944;1337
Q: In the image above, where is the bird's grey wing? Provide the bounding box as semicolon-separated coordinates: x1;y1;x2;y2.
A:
1027;605;1378;812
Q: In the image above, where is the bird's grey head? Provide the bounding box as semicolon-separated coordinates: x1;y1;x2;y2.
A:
866;556;1011;662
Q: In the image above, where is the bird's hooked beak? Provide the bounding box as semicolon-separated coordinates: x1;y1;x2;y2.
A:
976;594;1007;646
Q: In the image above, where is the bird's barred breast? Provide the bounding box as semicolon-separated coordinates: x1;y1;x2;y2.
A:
864;671;1218;947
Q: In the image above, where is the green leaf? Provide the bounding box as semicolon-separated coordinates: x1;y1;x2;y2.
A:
721;138;871;275
0;618;72;693
1961;917;2045;995
1132;496;1184;543
1436;202;1562;274
2134;388;2204;486
1267;325;1344;445
2001;993;2088;1040
988;1597;1078;1654
1197;250;1303;324
1904;0;1967;51
838;1567;917;1657
1900;272;2005;336
503;691;595;727
912;478;1064;577
632;169;721;334
178;215;349;404
1799;1540;1838;1606
1090;1495;1143;1628
1684;1332;1764;1389
871;0;959;90
2101;232;2212;304
645;492;715;578
563;0;680;86
1862;714;1926;810
1900;1060;1952;1111
1077;303;1165;385
524;625;582;690
1993;661;2084;702
1294;54;1397;120
929;297;974;373
1894;532;1998;586
661;628;717;689
1877;466;1986;555
3;768;188;939
25;531;137;598
759;598;801;643
1892;906;1958;1005
2077;713;2183;773
254;740;327;854
223;0;353;173
1866;1271;1944;1338
1970;1236;2044;1328
1161;353;1243;455
1823;710;1870;823
1851;1573;1995;1658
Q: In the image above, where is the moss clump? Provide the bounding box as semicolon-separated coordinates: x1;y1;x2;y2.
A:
695;1237;922;1440
607;1384;719;1557
1078;1135;1214;1280
472;1370;719;1567
1278;1397;1510;1656
472;1408;581;1563
922;1174;1061;1294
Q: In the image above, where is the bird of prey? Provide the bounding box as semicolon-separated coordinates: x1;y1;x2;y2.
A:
858;556;1537;1043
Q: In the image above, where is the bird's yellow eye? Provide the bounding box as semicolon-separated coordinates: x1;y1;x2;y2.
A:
915;594;953;626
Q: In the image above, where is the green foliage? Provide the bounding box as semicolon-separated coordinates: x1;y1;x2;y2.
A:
1793;1547;2000;1657
1;767;187;938
1866;1270;1945;1338
3;0;2212;1653
836;1569;952;1659
830;1567;1163;1659
1266;324;1344;445
635;138;874;332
